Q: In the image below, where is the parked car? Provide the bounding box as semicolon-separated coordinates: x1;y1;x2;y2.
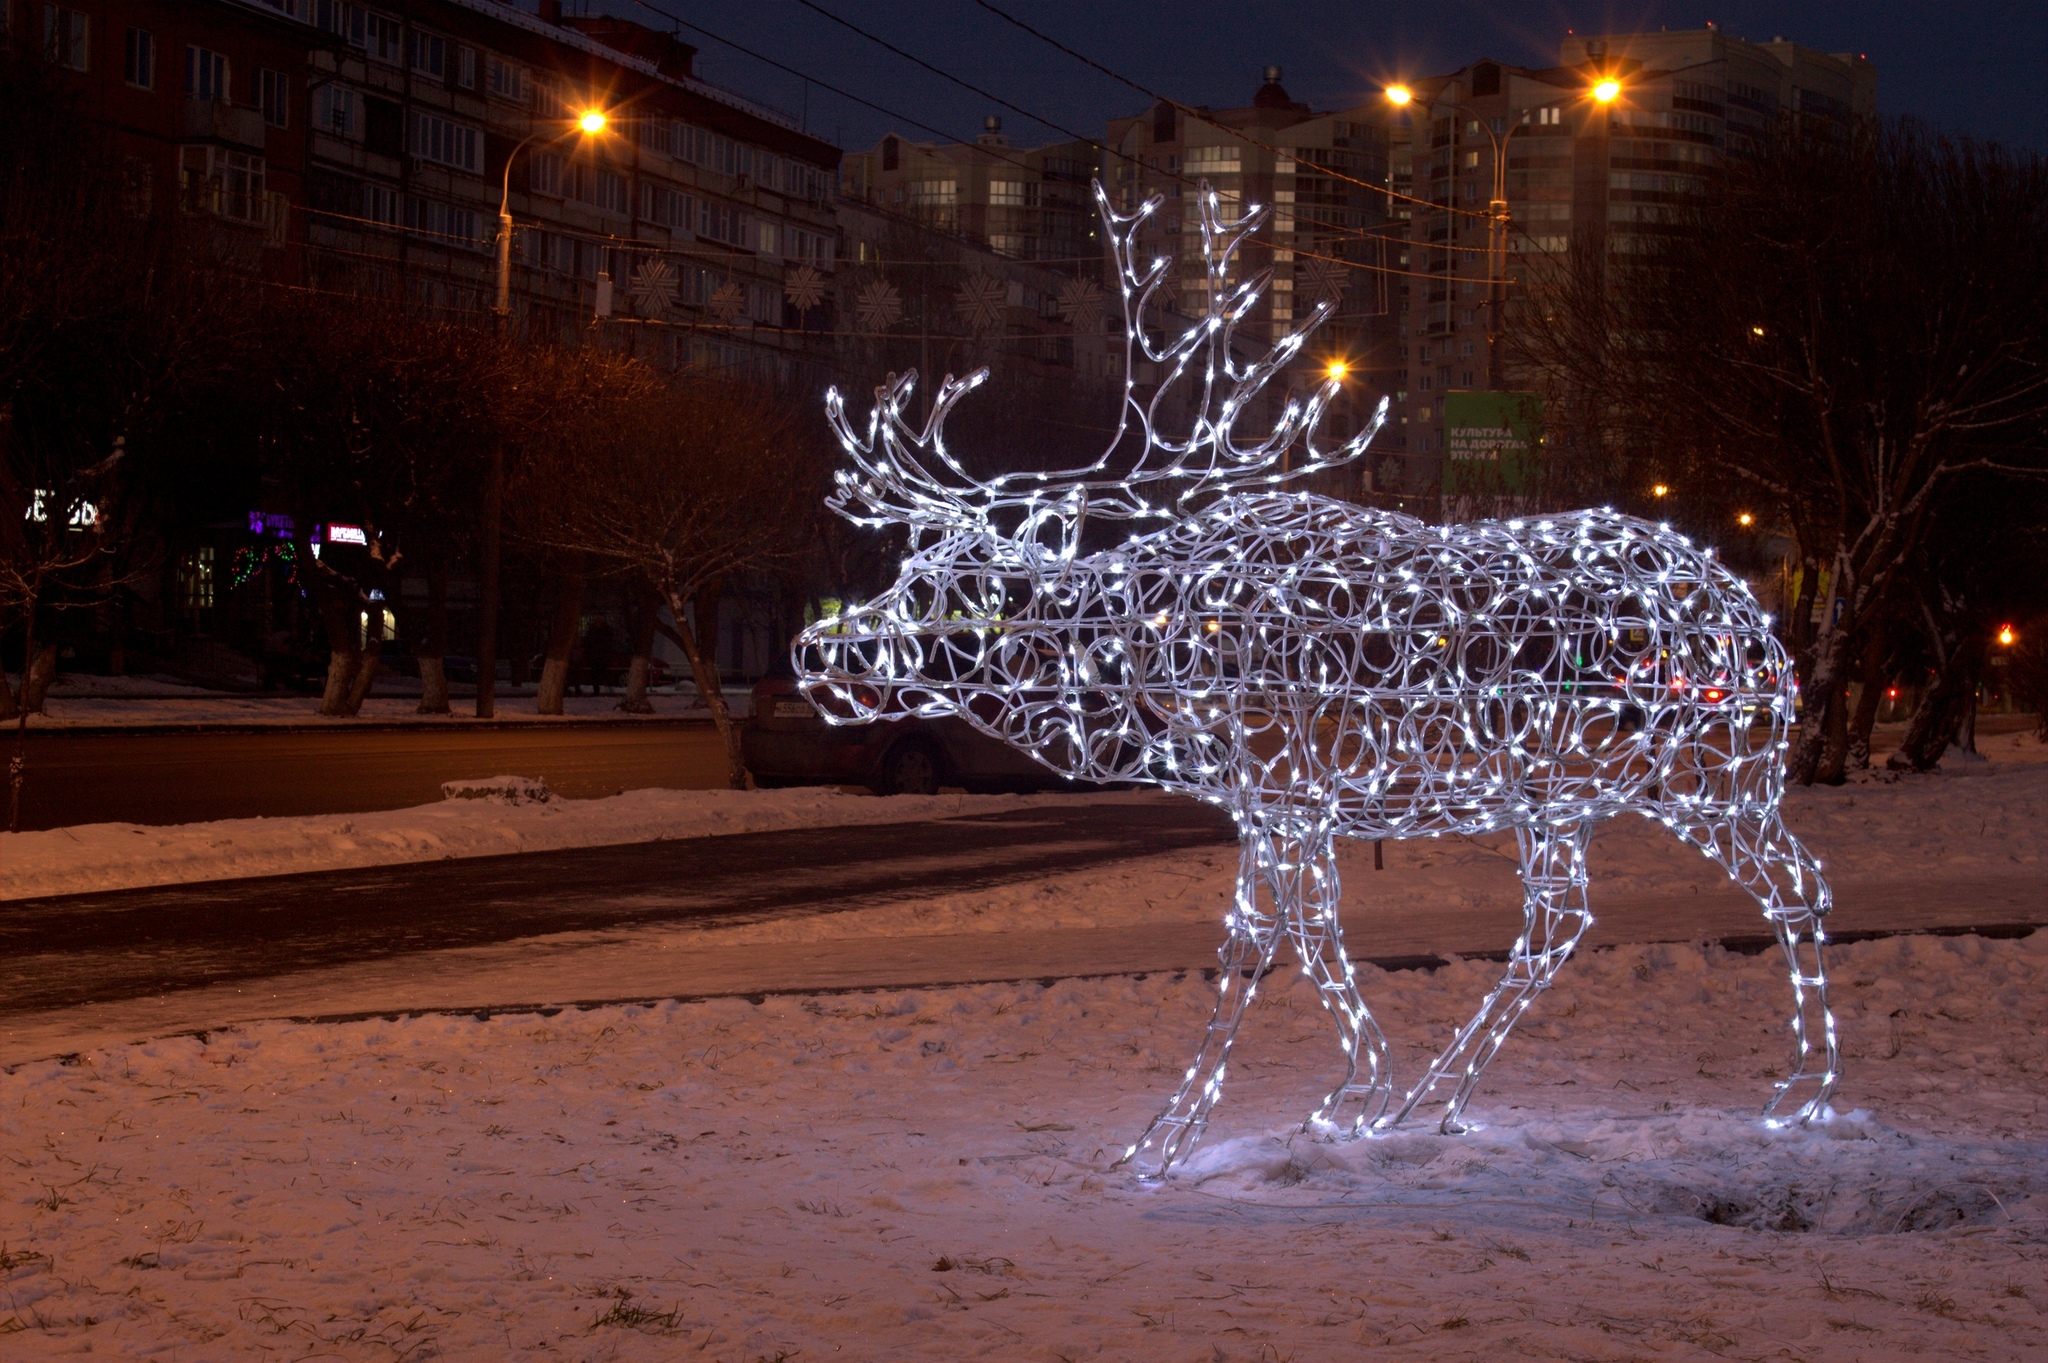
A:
743;656;1105;795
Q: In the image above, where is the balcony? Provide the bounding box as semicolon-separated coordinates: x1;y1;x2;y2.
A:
183;99;266;150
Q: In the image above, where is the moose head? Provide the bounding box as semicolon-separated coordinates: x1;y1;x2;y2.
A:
796;182;1387;775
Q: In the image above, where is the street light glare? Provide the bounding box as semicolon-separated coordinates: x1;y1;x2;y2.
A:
1737;511;1755;527
1999;624;2017;647
1384;84;1413;106
1651;483;1669;498
1325;360;1349;381
1592;78;1622;103
579;110;608;134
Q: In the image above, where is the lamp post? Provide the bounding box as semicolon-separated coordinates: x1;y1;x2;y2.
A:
477;108;608;719
1385;78;1620;389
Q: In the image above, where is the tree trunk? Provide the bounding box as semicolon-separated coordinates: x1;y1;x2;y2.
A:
474;439;503;720
416;551;450;714
665;588;750;790
1787;627;1854;785
1844;626;1887;771
1889;639;1983;772
619;588;657;714
22;642;57;714
342;605;381;715
535;571;584;716
1812;667;1853;785
8;613;35;832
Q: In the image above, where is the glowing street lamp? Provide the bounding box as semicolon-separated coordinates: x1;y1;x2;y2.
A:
1652;483;1670;498
1737;511;1755;527
579;109;609;134
1325;359;1350;381
1592;78;1622;103
1383;84;1413;107
1998;624;2017;647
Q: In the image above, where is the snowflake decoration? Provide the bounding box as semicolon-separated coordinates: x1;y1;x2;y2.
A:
1056;277;1106;333
707;281;747;322
953;273;1007;333
796;179;1842;1181
627;259;678;316
1299;253;1346;305
784;264;827;313
853;278;903;332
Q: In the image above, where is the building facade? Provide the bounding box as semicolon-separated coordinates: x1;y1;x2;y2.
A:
1387;27;1877;493
840;117;1098;270
1103;68;1402;498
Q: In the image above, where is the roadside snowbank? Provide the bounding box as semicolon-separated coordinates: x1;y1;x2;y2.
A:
0;787;1124;901
16;687;747;727
2;929;2041;1359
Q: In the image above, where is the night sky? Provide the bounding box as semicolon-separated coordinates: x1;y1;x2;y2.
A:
587;1;2045;156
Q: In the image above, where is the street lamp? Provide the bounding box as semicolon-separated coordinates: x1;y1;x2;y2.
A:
477;105;609;722
494;108;612;318
1385;75;1624;389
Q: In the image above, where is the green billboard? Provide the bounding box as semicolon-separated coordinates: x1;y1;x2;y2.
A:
1442;391;1543;496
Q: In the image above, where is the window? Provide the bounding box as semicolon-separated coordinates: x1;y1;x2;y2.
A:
315;0;366;48
906;180;956;206
186;46;228;101
1184;144;1241;174
529;152;563;197
407;30;445;80
1535;106;1561;126
178;548;215;611
594;167;627;215
363;11;400;64
123;28;154;88
363;183;397;224
179;146;265;223
988;180;1026;206
407;112;481;173
455;47;476;90
315;85;358;137
257;69;288;128
486;56;525;103
43;6;88;71
405;197;484;250
755;220;778;256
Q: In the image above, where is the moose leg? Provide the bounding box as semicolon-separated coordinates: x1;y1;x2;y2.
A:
1379;821;1593;1135
1290;844;1393;1137
1681;813;1839;1124
1117;833;1287;1180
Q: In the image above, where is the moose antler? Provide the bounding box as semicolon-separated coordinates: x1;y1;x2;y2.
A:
822;178;1386;537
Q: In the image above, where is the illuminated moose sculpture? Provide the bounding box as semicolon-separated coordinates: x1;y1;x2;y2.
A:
798;184;1837;1179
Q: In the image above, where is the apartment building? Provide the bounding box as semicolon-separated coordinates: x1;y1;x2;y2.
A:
1388;27;1876;494
26;0;844;385
1104;67;1401;493
840;117;1099;269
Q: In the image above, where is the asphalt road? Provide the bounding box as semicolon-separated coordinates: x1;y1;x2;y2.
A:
0;799;1237;1017
8;723;732;830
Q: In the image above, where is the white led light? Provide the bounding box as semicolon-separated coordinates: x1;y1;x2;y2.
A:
797;181;1838;1179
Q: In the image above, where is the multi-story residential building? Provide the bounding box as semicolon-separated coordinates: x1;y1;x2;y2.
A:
26;0;844;386
1104;68;1402;497
1387;27;1876;494
840;117;1099;269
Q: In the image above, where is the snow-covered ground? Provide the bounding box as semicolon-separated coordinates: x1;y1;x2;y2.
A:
6;731;2043;926
2;929;2042;1359
0;787;1107;901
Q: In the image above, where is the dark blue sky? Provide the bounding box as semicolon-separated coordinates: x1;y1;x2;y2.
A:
588;1;2045;155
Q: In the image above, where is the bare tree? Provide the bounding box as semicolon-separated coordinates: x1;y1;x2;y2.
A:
519;363;818;787
1512;116;2048;783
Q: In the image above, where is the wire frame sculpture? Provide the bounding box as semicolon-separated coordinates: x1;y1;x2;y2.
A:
797;182;1839;1180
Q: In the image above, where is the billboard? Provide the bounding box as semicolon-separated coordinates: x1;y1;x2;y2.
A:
1442;391;1543;496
